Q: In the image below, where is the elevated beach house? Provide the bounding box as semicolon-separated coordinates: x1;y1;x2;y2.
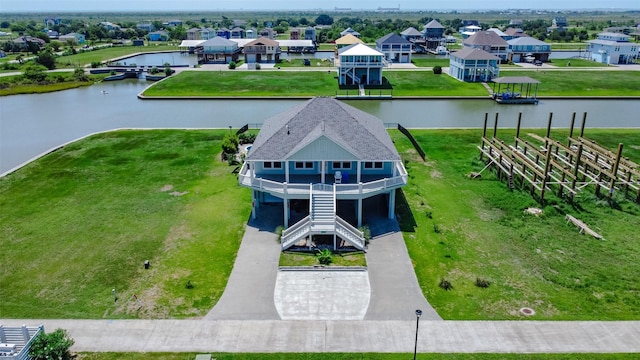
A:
587;32;639;65
463;31;509;62
337;43;385;85
238;97;408;251
196;36;241;64
449;47;500;82
244;37;281;63
507;36;551;63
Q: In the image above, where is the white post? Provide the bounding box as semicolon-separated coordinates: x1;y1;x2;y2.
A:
333;233;337;251
321;160;325;183
388;189;396;219
357;161;361;183
285;160;289;183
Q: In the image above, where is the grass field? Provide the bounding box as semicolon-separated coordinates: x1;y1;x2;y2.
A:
0;130;249;318
549;59;609;67
279;251;367;267
55;45;178;68
276;58;334;68
143;70;488;97
499;70;640;96
392;129;640;320
143;70;338;97
410;58;451;68
0;72;108;96
77;353;640;360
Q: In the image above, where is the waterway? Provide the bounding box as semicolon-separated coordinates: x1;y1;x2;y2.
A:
1;79;638;174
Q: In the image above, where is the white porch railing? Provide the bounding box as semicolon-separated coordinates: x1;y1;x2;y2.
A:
281;215;312;250
335;217;365;249
239;161;407;198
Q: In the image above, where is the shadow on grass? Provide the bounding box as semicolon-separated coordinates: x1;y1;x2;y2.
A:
395;189;417;233
337;76;394;90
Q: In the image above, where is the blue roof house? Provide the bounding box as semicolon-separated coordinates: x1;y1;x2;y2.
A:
217;27;231;39
239;97;408;251
375;33;412;63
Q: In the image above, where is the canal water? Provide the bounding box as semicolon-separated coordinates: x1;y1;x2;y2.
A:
1;79;638;174
117;51;335;66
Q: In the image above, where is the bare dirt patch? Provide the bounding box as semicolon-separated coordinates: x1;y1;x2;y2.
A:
524;207;544;216
160;184;173;192
169;191;189;197
430;169;443;179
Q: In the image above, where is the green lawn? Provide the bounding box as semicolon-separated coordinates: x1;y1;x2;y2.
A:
143;70;338;97
499;70;640;96
549;59;609;67
410;58;451;68
55;45;178;68
279;251;367;267
77;353;640;360
393;129;640;320
0;72;108;96
384;72;488;96
0;130;249;318
276;58;334;68
143;70;488;97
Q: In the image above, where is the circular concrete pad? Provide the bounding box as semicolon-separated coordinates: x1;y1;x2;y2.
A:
274;270;371;320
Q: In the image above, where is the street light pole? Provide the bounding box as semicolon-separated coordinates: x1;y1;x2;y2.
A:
413;309;422;360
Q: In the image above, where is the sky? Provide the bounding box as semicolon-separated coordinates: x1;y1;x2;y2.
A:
1;0;638;12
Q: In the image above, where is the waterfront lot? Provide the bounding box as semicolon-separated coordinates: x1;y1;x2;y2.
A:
2;129;639;320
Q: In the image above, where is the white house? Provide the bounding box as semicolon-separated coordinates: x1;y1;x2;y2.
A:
587;32;639;65
196;36;241;64
238;97;408;251
244;37;281;63
337;43;385;85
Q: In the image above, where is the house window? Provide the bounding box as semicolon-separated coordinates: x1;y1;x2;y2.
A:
364;161;384;169
263;162;282;169
332;161;351;170
295;161;314;169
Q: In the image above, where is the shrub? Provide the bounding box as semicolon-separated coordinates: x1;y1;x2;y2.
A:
433;224;441;233
433;65;442;74
164;66;173;76
228;61;236;69
90;61;101;68
426;211;432;219
475;277;491;288
74;67;89;82
29;328;74;360
317;248;333;265
255;63;261;70
239;132;256;144
439;279;453;290
185;280;194;289
359;225;371;244
148;66;160;74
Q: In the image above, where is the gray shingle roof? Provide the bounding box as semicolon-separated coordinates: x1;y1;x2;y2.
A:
423;20;444;29
201;36;237;47
246;97;400;161
401;27;422;36
507;37;549;46
450;47;500;60
463;31;509;47
376;33;412;45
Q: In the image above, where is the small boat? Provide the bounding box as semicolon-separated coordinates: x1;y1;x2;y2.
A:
435;45;448;55
101;90;109;94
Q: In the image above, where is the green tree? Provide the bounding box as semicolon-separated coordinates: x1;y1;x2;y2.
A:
315;14;334;26
29;328;75;360
35;49;56;70
22;64;48;82
0;21;10;28
74;67;89;81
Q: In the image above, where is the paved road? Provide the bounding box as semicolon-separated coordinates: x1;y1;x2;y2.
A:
2;319;640;353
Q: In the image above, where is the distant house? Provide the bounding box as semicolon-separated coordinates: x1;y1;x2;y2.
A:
507;37;551;63
238;97;407;251
423;20;445;39
59;32;86;44
217;27;231;39
132;39;145;46
290;28;301;40
44;17;62;27
400;27;422;42
587;32;639;65
509;19;523;26
136;22;154;32
99;21;120;31
0;51;6;58
259;27;276;39
463;31;509;61
334;33;364;55
340;27;360;38
44;29;59;39
449;47;500;82
148;31;169;41
166;19;183;27
504;28;529;40
460;25;482;39
196;36;241;64
230;27;245;39
244;37;281;63
337;43;385;85
246;28;257;39
375;33;412;63
459;20;480;34
304;27;317;42
486;28;508;40
548;17;568;33
13;35;46;50
200;28;216;40
186;28;202;40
